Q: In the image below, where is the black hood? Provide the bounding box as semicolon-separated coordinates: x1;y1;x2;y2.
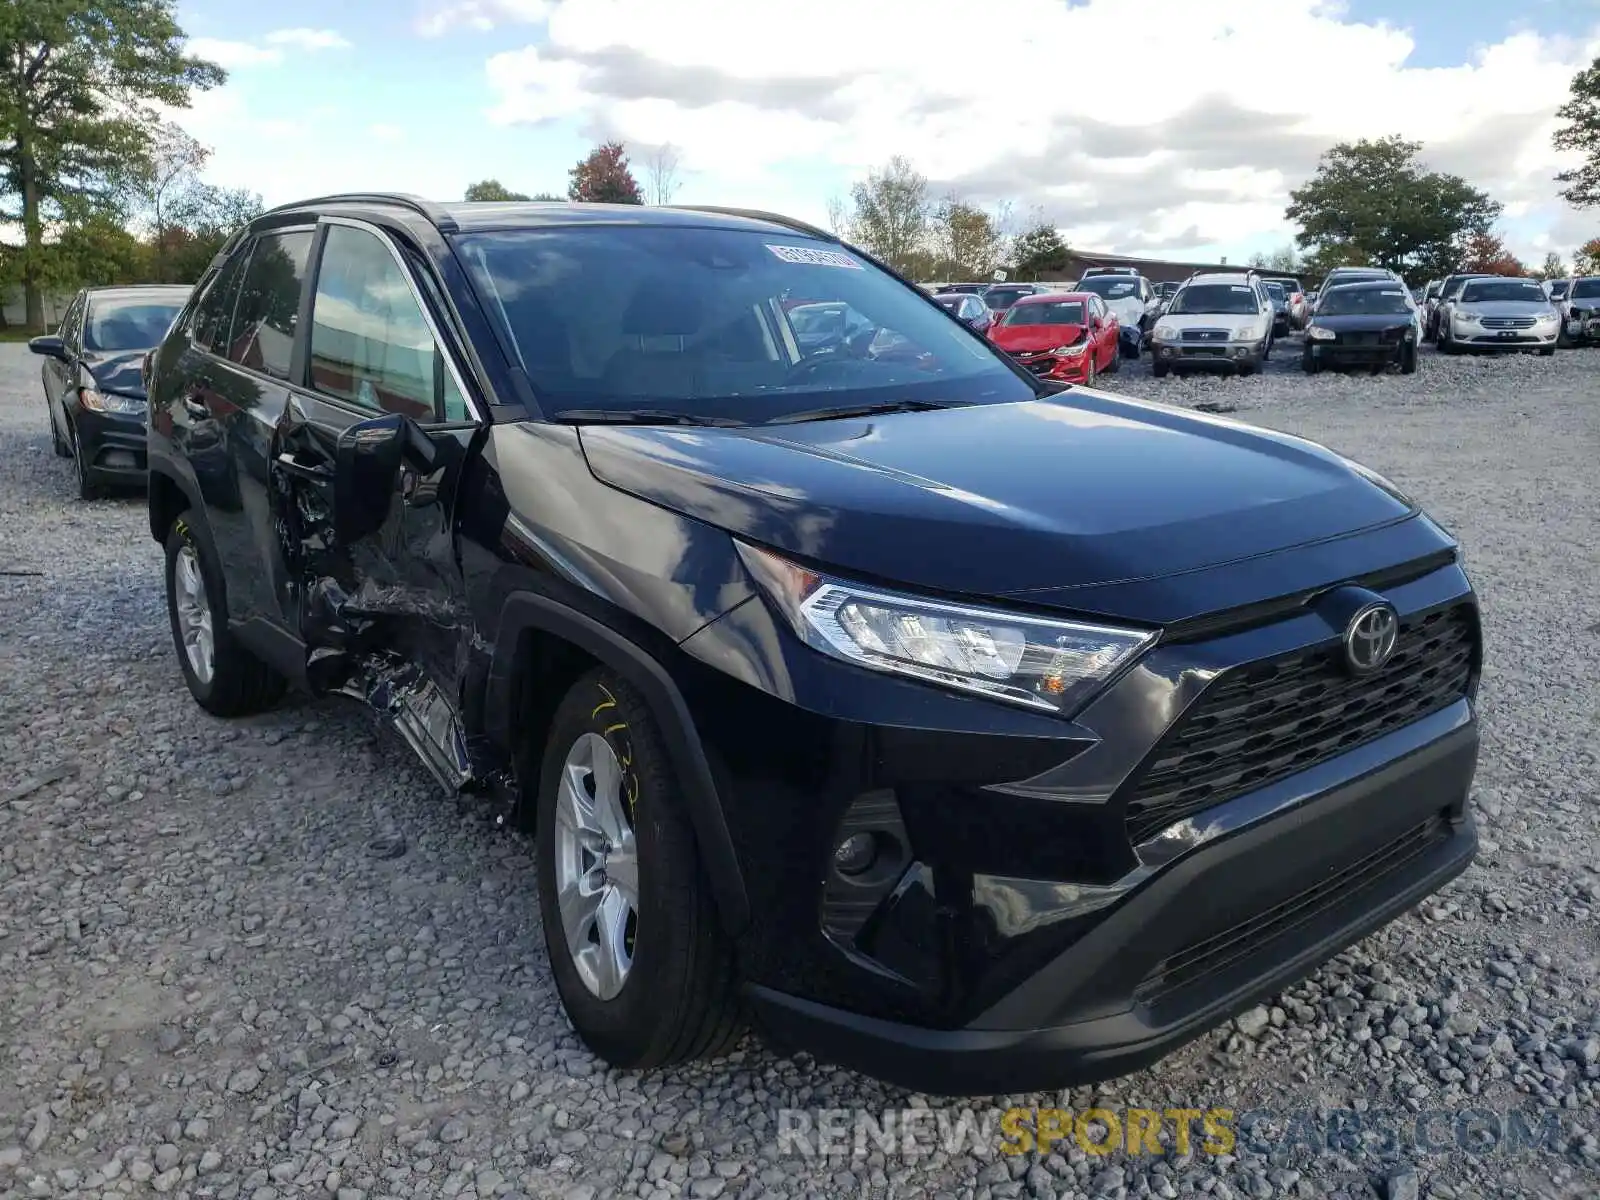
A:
86;351;150;400
1312;314;1413;334
577;389;1415;604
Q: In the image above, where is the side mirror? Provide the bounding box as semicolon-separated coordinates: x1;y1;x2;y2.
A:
28;334;67;361
332;413;440;543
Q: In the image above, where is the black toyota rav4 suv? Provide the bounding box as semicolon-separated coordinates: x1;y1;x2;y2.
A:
145;194;1481;1095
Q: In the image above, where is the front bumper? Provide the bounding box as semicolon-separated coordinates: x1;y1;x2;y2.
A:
1152;339;1260;368
73;405;148;477
1452;325;1558;348
1305;336;1410;366
1007;349;1093;382
680;554;1480;1092
751;711;1477;1094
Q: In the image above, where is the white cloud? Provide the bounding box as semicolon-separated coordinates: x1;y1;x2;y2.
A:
479;0;1600;259
417;0;551;36
264;28;352;51
187;38;282;68
369;123;407;144
188;29;349;68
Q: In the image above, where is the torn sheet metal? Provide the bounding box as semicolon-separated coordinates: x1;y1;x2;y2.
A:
335;654;474;795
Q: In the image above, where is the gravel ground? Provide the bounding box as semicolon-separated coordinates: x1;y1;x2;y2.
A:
1;335;1597;1200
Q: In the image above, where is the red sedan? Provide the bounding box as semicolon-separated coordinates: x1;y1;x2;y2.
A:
987;292;1120;384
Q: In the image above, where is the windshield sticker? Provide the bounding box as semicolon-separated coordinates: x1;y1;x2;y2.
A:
766;244;863;269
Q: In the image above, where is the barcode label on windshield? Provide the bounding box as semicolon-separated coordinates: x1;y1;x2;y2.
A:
767;244;863;269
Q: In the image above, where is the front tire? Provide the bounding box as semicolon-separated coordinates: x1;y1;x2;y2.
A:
1400;343;1418;374
70;425;103;500
163;514;286;716
1302;351;1320;375
1152;360;1170;378
534;669;741;1069
1539;345;1556;357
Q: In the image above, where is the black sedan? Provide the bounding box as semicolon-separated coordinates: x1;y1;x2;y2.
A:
1301;281;1419;374
29;285;192;498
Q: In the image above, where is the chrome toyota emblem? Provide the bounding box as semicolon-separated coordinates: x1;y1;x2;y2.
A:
1344;602;1399;674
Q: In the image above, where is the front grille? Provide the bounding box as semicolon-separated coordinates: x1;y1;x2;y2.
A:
1182;329;1229;342
1480;316;1535;329
1134;814;1449;1003
1121;604;1476;846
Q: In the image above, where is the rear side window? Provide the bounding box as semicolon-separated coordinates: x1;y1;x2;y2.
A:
308;224;468;422
227;229;313;381
193;251;249;353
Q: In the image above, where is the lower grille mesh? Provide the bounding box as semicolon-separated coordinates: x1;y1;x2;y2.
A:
1135;814;1449;1003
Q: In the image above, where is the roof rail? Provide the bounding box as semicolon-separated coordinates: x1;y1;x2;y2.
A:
263;192;458;232
670;205;837;241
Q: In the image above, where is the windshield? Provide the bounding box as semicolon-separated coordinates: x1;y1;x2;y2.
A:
1264;283;1285;300
983;286;1033;310
1167;284;1260;315
1317;287;1411;316
1459;279;1546;304
1003;300;1087;326
452;226;1033;422
1570;279;1600;299
1076;277;1140;300
83;297;185;352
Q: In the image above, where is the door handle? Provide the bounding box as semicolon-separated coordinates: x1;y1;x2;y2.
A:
275;452;334;482
181;394;208;420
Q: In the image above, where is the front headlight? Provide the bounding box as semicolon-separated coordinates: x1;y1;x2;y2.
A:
1453;309;1479;324
1052;343;1087;356
1152;323;1179;340
1535;311;1558;325
735;542;1156;715
1307;325;1337;341
1234;326;1257;340
79;387;145;415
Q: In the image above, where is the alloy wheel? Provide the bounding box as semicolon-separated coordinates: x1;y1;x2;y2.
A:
553;732;639;1001
173;544;215;685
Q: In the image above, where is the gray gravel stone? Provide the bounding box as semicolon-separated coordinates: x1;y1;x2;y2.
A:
0;337;1597;1200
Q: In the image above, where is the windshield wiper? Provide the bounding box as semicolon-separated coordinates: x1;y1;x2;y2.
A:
554;407;744;428
764;399;954;426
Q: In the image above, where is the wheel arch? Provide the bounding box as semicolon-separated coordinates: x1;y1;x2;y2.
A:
485;591;751;935
148;464;204;545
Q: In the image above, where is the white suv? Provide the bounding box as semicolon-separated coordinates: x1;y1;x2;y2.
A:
1148;272;1276;377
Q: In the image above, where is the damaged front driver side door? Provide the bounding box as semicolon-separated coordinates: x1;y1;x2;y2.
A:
269;217;485;795
274;403;479;794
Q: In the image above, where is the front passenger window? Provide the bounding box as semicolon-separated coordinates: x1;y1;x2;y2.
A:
308;224;468;422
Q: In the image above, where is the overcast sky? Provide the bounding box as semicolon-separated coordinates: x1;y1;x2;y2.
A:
170;0;1600;264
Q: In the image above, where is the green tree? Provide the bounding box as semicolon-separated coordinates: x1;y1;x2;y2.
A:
0;0;225;329
846;156;929;277
1553;58;1600;208
1575;237;1600;276
132;123;209;282
1286;136;1500;280
567;142;642;204
464;179;530;201
1011;222;1069;280
929;197;1001;280
163;183;263;281
46;211;148;286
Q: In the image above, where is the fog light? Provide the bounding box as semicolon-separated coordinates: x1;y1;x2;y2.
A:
833;833;878;877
